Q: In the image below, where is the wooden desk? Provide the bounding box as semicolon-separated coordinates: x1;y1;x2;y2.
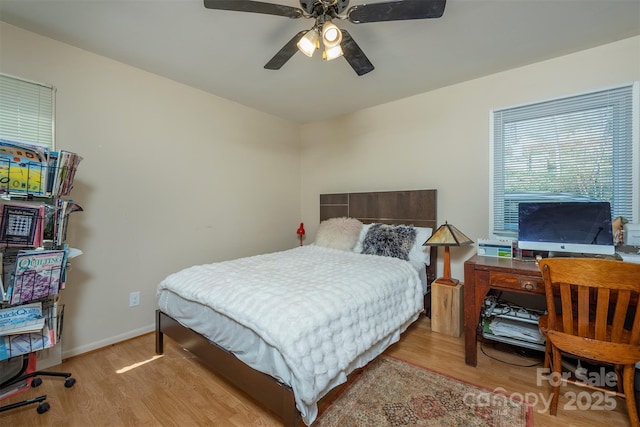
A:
463;255;544;366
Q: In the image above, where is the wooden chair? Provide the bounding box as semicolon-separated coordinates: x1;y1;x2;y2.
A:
538;258;640;426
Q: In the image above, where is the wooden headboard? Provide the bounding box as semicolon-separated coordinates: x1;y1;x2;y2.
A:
319;189;438;286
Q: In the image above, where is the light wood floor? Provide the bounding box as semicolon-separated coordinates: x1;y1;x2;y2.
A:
0;315;632;426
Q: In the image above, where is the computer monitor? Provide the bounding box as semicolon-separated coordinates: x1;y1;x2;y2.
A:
517;201;615;256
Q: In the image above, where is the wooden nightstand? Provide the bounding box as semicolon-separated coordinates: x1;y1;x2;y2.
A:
431;280;464;337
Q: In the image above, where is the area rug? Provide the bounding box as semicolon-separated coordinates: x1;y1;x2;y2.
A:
314;356;532;426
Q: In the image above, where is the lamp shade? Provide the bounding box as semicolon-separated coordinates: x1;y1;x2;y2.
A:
423;222;473;286
322;22;342;48
424;222;473;247
322;44;343;61
297;29;319;57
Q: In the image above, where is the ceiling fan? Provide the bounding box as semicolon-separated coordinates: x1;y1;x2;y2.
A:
203;0;446;76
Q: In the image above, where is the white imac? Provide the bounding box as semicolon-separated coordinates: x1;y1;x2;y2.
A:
517;201;615;256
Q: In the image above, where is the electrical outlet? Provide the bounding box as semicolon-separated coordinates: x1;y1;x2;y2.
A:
129;291;141;307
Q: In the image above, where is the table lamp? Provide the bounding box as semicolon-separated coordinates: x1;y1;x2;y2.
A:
424;221;473;286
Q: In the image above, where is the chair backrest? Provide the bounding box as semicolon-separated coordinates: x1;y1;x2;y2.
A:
538;258;640;365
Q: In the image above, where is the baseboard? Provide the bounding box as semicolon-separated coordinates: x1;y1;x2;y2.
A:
61;323;155;360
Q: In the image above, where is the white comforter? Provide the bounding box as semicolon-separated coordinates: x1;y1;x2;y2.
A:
157;245;423;424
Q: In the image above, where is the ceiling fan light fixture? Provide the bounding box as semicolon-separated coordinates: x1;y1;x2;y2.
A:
322;21;342;48
323;44;343;61
205;0;448;75
296;29;319;57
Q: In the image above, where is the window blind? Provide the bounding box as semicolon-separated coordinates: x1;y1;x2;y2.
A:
0;74;55;149
491;83;638;237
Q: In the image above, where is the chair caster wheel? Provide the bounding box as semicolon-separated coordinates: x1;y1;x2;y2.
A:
64;377;76;388
31;377;42;388
37;402;50;414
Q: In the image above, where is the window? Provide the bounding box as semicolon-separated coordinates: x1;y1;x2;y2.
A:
0;73;55;149
491;83;638;238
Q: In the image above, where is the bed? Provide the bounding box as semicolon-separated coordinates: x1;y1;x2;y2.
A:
155;189;437;426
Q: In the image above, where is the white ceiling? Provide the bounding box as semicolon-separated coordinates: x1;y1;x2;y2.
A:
1;0;639;123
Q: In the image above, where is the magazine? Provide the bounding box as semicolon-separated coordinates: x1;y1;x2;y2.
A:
1;249;18;302
0;302;44;335
55;200;83;246
0;140;82;197
0;155;46;195
0;323;54;361
0;139;47;163
9;250;66;305
0;203;44;247
0;139;49;195
51;150;83;197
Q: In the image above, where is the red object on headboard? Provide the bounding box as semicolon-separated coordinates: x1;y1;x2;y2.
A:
296;223;305;246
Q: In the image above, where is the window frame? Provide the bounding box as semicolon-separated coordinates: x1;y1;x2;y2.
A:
0;73;56;150
489;82;639;239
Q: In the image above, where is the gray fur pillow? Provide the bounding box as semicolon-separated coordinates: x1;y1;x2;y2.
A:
361;224;417;260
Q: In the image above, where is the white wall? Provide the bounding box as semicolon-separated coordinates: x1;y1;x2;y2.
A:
300;36;640;282
2;21;638;359
0;22;302;357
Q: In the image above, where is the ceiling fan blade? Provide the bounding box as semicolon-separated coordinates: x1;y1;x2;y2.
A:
347;0;446;24
341;30;374;76
264;31;306;70
204;0;303;18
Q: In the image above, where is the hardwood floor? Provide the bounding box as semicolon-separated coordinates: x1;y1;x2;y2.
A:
0;315;632;426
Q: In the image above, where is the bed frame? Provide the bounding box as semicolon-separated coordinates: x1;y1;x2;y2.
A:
156;189;437;427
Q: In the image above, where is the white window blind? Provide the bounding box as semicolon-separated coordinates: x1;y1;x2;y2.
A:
491;83;638;238
0;73;55;149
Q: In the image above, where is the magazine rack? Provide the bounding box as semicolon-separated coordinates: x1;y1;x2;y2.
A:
0;140;83;415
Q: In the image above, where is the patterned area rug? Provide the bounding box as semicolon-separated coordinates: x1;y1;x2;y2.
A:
314;356;532;426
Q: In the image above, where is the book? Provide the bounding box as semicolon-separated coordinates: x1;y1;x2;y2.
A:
0;203;44;247
0;302;44;335
9;250;66;305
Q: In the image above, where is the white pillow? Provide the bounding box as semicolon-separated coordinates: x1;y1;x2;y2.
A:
315;217;363;251
408;226;433;269
352;223;374;253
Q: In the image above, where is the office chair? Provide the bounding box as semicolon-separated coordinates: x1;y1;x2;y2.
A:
538;257;640;427
0;352;75;414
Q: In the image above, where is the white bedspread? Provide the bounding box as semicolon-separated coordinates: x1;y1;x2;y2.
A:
157;245;423;424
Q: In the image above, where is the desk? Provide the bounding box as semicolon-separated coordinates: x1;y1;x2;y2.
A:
463;255;544;366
